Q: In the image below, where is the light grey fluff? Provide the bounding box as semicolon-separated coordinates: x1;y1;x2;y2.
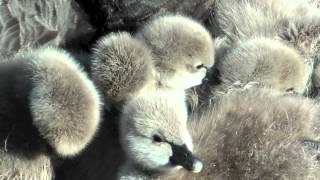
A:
212;38;306;97
26;47;102;157
91;32;154;106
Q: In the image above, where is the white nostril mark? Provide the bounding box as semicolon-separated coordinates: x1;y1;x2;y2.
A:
192;159;203;173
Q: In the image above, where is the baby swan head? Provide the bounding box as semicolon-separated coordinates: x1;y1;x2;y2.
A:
137;15;215;89
120;89;202;175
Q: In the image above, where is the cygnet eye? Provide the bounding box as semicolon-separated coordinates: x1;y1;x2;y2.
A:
152;134;164;143
195;64;207;70
286;87;294;92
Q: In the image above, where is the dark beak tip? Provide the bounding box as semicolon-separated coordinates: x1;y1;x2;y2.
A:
170;144;204;173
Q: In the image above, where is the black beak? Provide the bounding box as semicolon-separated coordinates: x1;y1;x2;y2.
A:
202;67;211;84
169;144;203;173
202;77;209;83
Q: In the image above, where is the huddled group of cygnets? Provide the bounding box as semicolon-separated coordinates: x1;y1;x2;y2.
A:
2;0;320;179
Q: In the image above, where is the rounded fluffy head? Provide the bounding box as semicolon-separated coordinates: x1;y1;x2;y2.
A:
160;88;320;180
120;89;193;172
137;15;215;89
16;47;102;157
215;38;306;94
91;32;154;104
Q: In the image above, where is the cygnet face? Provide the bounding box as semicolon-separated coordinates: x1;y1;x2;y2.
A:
120;90;202;172
137;15;215;90
165;63;208;89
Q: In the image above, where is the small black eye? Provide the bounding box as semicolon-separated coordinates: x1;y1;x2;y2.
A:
152;135;163;143
196;64;205;70
286;87;294;92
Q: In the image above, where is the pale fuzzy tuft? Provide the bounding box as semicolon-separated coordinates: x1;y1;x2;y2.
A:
91;32;154;104
16;47;102;157
214;38;307;95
